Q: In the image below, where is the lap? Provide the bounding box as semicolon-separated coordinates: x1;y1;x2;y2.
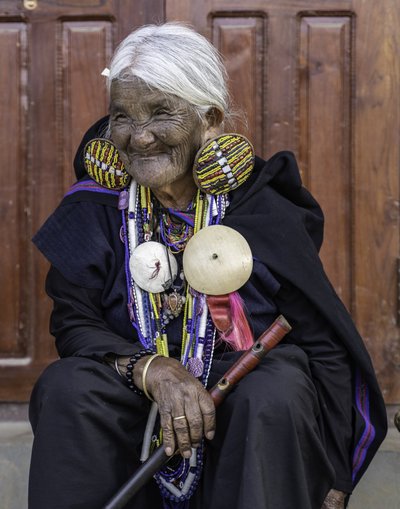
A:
32;345;318;425
210;344;318;412
30;356;151;436
29;346;331;509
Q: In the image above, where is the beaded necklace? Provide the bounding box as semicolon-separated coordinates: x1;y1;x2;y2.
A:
121;180;228;506
159;207;195;253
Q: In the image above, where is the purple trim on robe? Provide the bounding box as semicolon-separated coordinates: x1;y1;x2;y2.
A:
64;181;120;197
352;370;376;482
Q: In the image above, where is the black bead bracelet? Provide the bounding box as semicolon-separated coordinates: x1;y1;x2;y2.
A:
124;348;154;395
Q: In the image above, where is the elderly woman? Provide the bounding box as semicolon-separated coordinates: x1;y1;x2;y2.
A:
29;23;386;509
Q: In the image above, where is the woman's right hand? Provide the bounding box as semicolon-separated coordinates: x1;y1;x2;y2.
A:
133;355;216;458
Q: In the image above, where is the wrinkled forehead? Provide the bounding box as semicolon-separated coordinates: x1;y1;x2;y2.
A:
110;76;192;113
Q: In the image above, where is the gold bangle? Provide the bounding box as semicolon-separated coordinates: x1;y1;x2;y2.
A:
142;354;161;401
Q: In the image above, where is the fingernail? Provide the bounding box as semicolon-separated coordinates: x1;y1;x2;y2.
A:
183;450;192;458
206;431;215;440
165;447;173;456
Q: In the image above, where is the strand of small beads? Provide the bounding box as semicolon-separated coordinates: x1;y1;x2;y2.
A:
125;181;229;506
154;194;224;504
122;182;153;348
124;349;154;395
127;182;156;347
160;211;193;253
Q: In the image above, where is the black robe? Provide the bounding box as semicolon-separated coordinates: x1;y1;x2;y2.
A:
29;117;387;509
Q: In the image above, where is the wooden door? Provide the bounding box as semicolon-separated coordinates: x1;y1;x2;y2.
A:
1;0;399;408
166;0;400;404
0;0;164;400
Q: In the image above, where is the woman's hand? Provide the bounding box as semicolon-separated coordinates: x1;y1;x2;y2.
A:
133;356;216;458
321;489;346;509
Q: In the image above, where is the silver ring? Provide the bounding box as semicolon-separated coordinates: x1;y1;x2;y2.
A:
173;415;186;421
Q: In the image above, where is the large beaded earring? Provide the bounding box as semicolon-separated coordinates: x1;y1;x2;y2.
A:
192;133;255;195
83;138;131;190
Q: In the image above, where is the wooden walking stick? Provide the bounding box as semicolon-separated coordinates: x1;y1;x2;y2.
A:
104;314;291;509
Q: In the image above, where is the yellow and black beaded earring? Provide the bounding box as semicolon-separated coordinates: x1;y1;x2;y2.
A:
192;133;255;195
83;138;131;190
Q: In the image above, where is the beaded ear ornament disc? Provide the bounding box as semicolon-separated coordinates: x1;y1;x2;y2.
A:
193;133;255;195
84;138;131;190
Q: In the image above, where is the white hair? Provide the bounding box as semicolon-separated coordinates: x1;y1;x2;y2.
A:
107;23;230;117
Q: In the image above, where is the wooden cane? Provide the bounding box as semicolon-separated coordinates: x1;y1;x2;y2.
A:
104;314;291;509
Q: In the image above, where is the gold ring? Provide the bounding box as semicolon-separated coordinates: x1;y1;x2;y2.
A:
173;415;186;421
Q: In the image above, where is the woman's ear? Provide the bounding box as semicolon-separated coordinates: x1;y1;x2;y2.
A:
202;107;224;142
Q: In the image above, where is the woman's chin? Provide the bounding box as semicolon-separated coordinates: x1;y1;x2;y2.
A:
129;170;169;188
127;162;188;190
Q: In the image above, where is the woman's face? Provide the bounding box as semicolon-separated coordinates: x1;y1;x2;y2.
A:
109;78;217;189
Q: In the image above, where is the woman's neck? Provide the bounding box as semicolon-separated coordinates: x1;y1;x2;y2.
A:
151;173;198;210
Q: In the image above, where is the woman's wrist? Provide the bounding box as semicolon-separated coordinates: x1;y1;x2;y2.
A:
140;354;162;401
112;350;154;395
114;355;131;377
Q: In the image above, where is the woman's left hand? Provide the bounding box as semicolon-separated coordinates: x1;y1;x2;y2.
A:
132;355;215;458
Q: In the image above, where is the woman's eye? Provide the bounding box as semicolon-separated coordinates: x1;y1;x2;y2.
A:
154;108;170;116
113;113;128;122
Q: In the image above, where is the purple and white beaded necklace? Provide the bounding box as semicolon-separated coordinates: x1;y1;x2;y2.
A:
119;180;229;507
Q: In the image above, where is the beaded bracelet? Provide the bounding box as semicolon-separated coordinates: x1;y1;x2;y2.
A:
121;349;154;396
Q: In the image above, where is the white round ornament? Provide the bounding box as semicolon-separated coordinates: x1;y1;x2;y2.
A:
130;241;178;293
183;225;253;295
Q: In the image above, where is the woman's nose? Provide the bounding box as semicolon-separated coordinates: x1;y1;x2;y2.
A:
129;125;156;151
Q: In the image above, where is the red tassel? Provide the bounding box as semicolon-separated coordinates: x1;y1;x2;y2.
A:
207;292;253;351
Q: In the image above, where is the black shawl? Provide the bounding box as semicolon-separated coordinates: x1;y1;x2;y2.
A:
33;117;387;489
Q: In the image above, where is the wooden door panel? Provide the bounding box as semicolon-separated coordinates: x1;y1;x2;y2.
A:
352;0;400;403
0;0;164;401
0;22;29;360
166;0;400;403
212;16;267;152
61;20;113;190
298;16;352;307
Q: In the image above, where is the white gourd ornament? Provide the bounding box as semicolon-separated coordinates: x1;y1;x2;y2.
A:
130;241;178;293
